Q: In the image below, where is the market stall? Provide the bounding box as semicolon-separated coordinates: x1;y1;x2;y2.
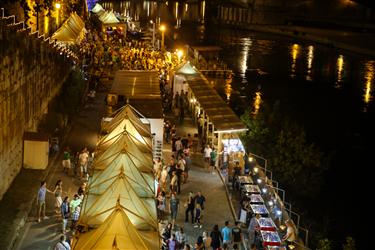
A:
260;231;282;247
257;217;277;231
250;204;269;216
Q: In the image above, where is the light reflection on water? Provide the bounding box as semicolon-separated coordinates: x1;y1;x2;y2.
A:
335;55;344;89
252;91;262;116
306;45;314;81
290;44;299;78
363;61;374;111
104;0;374;112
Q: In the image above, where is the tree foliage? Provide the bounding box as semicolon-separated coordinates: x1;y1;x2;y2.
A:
343;237;356;250
240;101;327;198
317;238;332;250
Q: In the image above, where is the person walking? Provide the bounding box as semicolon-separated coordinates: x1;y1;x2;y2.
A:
232;161;241;190
203;145;212;168
170;171;178;195
78;148;89;179
176;227;186;249
60;197;70;234
160;166;168;192
170;193;179;229
194;203;202;228
62;147;71;175
221;221;231;245
210;147;217;173
71;206;80;233
248;214;260;245
37;181;53;222
157;191;167;221
232;221;243;250
53;180;63;215
184;191;195;223
54;235;71;250
202;231;212;249
210;224;223;250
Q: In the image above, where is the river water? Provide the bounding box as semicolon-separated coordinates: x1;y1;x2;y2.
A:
101;1;374;247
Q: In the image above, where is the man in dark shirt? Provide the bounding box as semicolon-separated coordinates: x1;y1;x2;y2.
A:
195;191;206;210
232;161;241;190
232;221;242;249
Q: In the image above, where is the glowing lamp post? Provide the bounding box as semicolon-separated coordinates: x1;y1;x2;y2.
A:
176;49;183;63
159;24;166;50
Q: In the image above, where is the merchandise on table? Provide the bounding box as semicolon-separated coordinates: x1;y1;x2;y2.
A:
260;230;281;247
222;138;245;175
237;175;253;185
248;194;264;204
250;204;269;215
241;184;261;195
257;217;277;231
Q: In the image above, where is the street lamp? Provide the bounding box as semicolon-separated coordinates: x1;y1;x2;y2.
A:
150;20;155;49
248;152;271;180
176;49;183;63
159;24;166;50
55;3;61;9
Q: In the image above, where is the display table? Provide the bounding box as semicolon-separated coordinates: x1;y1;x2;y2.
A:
257;217;277;231
260;231;281;247
248;194;264;204
250;204;269;215
238;175;253;185
242;184;261;195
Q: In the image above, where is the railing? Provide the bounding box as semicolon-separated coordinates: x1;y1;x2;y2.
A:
246;151;311;249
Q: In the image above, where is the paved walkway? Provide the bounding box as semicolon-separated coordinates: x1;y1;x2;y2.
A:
161;115;235;247
13;81;110;250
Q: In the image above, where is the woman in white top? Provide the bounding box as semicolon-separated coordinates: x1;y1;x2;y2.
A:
282;220;297;245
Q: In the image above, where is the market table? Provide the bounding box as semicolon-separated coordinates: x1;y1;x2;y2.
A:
238;175;253;185
257;217;277;231
242;184;261;195
250;204;269;216
248;194;264;204
260;230;281;247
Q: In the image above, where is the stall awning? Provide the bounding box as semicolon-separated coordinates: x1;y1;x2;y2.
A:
98;11;120;24
111;70;160;99
184;73;248;133
175;61;198;75
51;12;85;44
91;3;104;13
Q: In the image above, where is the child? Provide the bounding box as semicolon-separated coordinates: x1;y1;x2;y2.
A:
194;203;202;228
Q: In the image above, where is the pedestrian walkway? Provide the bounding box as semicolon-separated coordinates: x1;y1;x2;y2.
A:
12;81;111;250
161;115;236;247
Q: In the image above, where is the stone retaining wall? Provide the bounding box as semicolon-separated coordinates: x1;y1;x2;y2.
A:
0;14;73;200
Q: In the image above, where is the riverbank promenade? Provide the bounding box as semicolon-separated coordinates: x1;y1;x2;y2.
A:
0;74;235;249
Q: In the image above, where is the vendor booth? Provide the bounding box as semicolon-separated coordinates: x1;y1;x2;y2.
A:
107;70;164;159
23;132;49;170
172;61;198;96
72;207;159;249
51;12;85;45
174;70;247;170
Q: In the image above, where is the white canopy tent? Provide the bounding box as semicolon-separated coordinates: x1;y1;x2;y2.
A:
173;61;198;95
79;173;157;230
89;158;155;198
102;105;151;134
51;12;85;44
98;11;120;24
91;3;104;14
73;206;159;250
94;131;153;172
